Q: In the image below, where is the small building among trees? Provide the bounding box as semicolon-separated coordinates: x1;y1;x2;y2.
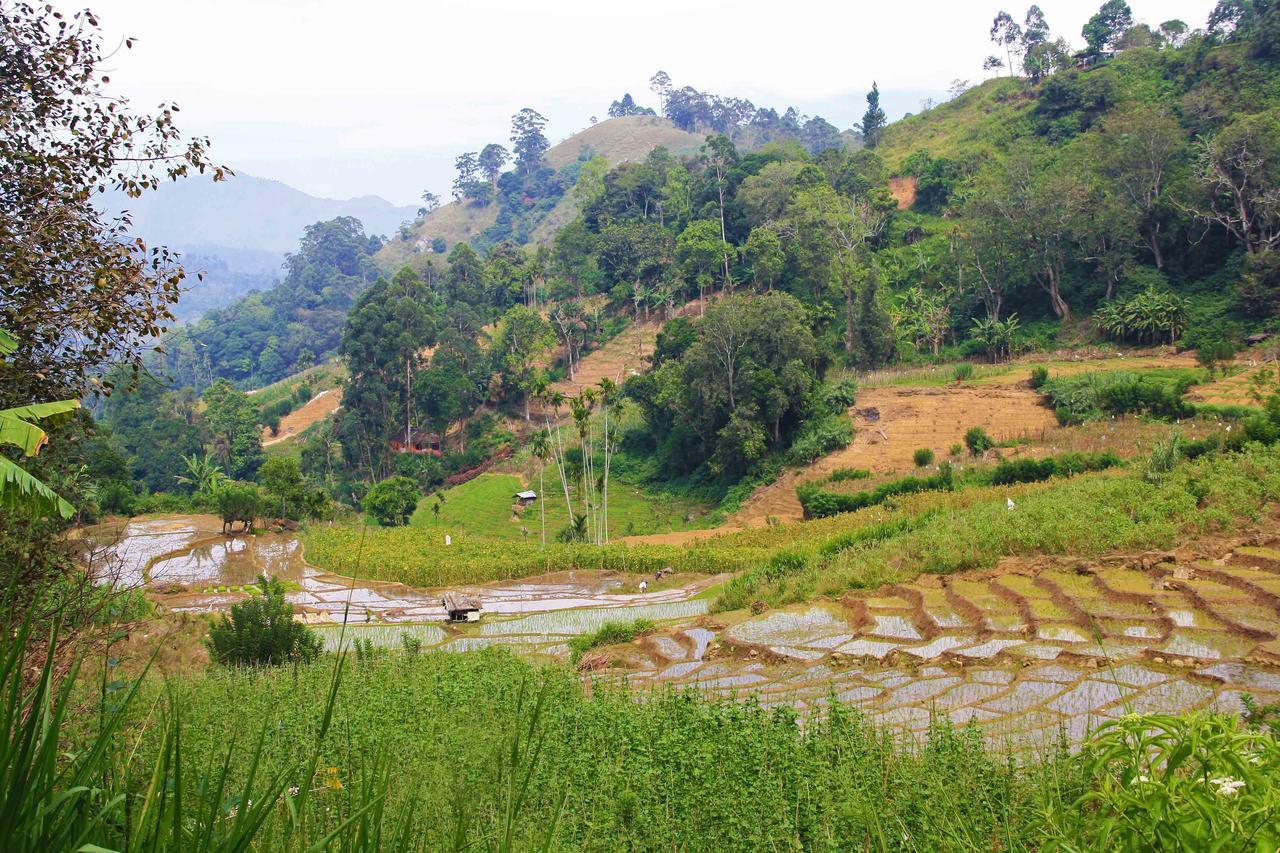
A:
513;489;538;507
390;428;441;456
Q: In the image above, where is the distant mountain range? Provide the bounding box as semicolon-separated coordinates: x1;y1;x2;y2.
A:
108;173;419;321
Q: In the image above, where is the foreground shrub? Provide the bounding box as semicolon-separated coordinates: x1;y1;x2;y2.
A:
953;363;975;382
208;574;321;666
913;447;935;467
1044;712;1280;850
1030;365;1049;389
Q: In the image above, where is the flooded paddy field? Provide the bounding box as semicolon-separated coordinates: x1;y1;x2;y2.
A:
83;514;1280;748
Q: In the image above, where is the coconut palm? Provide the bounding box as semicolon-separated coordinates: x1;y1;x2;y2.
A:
0;330;79;519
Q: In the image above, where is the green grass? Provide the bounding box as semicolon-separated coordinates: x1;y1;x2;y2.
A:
567;618;654;663
717;442;1280;610
245;358;345;408
101;649;1063;850
408;472;712;541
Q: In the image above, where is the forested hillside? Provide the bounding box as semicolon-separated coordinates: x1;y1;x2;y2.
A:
125;1;1280;517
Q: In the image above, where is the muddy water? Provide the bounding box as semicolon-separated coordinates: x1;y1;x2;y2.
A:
81;515;718;628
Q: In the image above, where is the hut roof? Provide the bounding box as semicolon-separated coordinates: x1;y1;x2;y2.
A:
442;592;482;613
514;490;538;500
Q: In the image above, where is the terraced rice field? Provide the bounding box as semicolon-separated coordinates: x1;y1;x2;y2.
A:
83;514;1280;749
602;535;1280;748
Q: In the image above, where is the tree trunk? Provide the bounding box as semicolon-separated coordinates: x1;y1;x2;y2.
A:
1042;266;1070;319
844;284;856;355
1145;225;1164;271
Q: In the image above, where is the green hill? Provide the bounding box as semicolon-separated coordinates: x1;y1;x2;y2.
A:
375;115;705;273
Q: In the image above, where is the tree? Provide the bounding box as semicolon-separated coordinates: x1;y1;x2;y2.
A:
1022;5;1051;52
215;481;263;534
1083;0;1134;55
990;11;1023;74
790;185;889;357
698;135;739;281
1193;109;1280;256
856;268;896;367
175;452;225;497
415;324;487;453
453;151;480;200
1024;37;1071;83
258;456;306;519
630;292;822;478
420;190;441;216
530;430;551;547
607;93;654;118
208;574;321;666
649;71;673;114
202;379;264;480
492;306;555;420
548;301;589;380
677;220;732;310
1159;19;1189;47
478;143;510;190
983;55;1006;75
363;475;420;527
896;286;951;356
511;108;550;174
0;4;225;413
743;226;785;292
860;83;888;148
1089;109;1187;270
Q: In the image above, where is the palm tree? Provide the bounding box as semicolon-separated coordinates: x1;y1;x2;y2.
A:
530;431;551;547
597;378;619;544
0;330;78;519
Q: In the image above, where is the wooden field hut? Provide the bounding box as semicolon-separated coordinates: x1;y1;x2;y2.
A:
514;489;538;507
443;592;482;622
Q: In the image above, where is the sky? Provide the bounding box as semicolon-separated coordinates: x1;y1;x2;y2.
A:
85;0;1216;205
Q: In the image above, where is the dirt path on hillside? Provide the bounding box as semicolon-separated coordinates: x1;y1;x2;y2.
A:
262;388;342;446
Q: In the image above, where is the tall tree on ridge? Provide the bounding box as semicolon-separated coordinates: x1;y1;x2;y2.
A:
699;135;739;283
511;108;550;175
860;83;887;148
649;70;673;114
990;11;1023;75
1083;0;1134;55
478;144;510;191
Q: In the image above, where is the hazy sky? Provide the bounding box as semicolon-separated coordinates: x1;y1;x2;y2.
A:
85;0;1215;205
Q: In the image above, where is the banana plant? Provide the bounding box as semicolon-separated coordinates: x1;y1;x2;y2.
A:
0;330;79;519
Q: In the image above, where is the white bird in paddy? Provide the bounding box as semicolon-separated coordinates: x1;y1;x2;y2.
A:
1006;497;1016;511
